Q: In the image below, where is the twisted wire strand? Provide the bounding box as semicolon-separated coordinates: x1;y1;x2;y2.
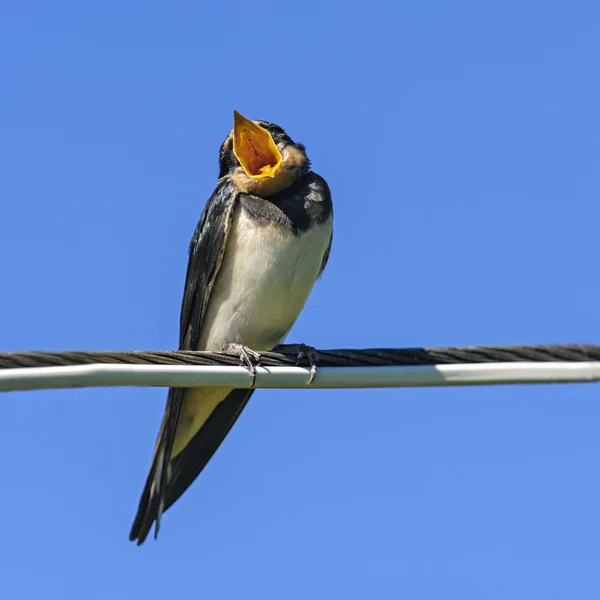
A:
0;344;597;370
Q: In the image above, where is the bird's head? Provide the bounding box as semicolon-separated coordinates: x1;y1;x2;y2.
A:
218;111;310;196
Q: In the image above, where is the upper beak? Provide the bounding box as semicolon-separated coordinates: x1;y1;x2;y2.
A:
232;111;283;179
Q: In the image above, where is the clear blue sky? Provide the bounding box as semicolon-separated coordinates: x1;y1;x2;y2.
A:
1;1;599;598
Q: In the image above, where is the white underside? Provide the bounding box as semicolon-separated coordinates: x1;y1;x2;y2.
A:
171;204;332;456
199;206;332;351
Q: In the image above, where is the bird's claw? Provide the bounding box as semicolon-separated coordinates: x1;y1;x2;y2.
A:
222;343;262;387
278;343;319;385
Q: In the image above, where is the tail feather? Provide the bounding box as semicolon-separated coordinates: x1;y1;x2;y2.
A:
129;395;179;545
129;388;254;545
129;447;165;544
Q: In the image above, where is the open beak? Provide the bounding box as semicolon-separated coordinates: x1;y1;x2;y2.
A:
233;110;283;179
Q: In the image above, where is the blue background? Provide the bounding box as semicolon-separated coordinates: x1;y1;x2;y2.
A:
1;1;599;598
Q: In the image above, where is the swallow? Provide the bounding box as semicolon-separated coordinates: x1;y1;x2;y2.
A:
129;111;333;544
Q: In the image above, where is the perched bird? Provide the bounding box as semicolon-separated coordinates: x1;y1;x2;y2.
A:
129;111;333;544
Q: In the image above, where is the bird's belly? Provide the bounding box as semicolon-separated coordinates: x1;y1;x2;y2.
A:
198;209;332;352
174;206;331;459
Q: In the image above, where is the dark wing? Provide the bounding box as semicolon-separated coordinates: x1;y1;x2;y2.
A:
319;231;333;277
312;173;333;277
129;179;251;544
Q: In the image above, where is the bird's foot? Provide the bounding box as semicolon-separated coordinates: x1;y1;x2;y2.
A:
277;343;319;385
222;343;262;387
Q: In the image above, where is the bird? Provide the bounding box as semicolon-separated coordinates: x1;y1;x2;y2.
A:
129;111;333;544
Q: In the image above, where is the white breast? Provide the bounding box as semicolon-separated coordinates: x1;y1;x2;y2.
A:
197;206;332;352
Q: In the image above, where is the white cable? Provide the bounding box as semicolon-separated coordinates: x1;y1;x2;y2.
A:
1;361;599;392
